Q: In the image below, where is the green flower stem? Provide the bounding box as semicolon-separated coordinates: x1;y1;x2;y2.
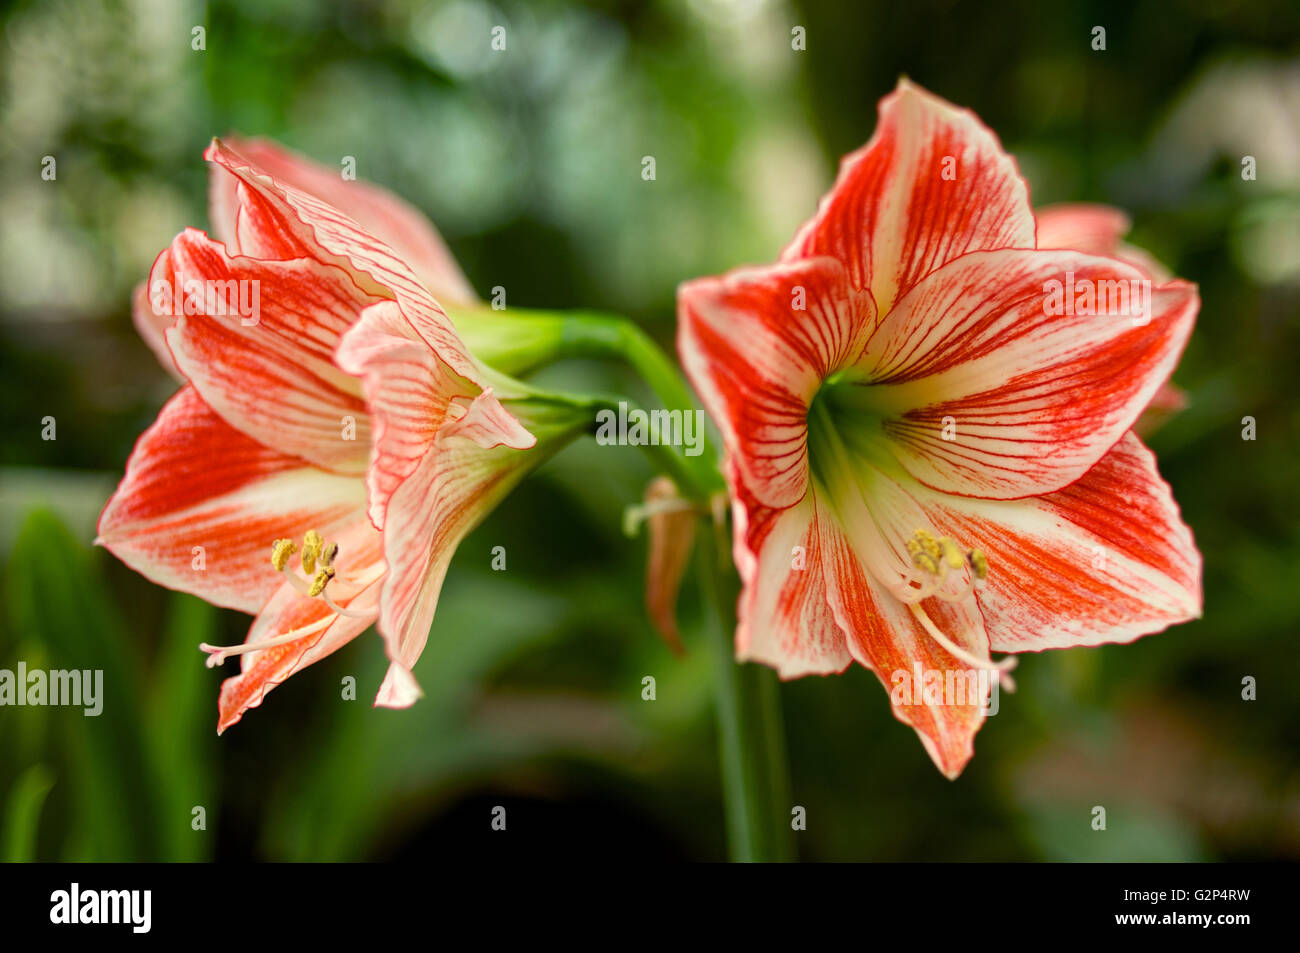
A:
698;521;795;863
456;302;791;862
450;306;723;500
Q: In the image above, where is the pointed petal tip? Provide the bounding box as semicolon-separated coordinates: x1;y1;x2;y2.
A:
374;661;423;709
918;731;974;781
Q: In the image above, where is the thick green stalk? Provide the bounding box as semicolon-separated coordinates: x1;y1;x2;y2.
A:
698;523;795;863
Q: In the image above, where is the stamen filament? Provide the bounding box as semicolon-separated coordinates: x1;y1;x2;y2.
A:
323;589;370;619
199;615;334;668
279;566;313;597
908;602;1017;692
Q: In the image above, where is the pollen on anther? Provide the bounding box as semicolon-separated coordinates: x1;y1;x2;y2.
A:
967;548;988;581
301;529;323;574
308;566;335;597
271;538;297;572
940;537;964;569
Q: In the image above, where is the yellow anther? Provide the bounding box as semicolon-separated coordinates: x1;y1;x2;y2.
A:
308;566;335;597
914;529;942;562
968;549;988;581
906;529;949;576
301;530;323;574
271;538;297;572
319;541;339;568
940;537;964;570
911;551;940;575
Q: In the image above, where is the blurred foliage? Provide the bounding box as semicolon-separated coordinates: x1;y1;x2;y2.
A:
1;0;1298;860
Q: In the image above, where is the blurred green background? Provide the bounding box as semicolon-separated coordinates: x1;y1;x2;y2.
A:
1;0;1298;861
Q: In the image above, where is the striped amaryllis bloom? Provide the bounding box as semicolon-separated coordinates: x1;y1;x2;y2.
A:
677;80;1201;778
99;138;542;732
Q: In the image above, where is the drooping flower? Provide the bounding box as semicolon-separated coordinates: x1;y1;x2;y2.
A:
100;138;585;730
677;80;1201;778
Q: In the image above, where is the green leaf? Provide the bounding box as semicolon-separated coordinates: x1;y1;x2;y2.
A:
144;594;220;861
0;763;55;862
5;509;159;860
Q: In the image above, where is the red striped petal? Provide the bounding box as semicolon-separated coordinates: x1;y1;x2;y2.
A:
1035;203;1130;255
154;230;374;475
678;256;873;509
379;413;551;686
1035;202;1172;281
817;491;991;780
216;516;384;732
784;79;1035;317
444;387;535;450
209;137;477;305
98;387;368;614
335;300;533;531
730;465;852;677
205;139;485;389
131;280;181;379
921;431;1201;653
374;431;540;699
856;248;1198;499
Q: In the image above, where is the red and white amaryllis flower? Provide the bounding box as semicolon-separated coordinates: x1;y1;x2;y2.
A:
678;80;1201;778
100;138;570;731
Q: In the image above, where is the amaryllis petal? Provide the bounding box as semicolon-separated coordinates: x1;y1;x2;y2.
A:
443;387;536;449
784;78;1035;317
375;659;424;709
131;280;182;379
205;139;483;386
335;300;533;530
1036;204;1184;433
155;229;373;475
1035;203;1131;255
920;431;1201;653
374;433;539;705
209;137;478;305
856;249;1198;499
818;497;990;779
810;448;976;604
731;478;852;677
1035;202;1172;281
97;386;368;614
336;299;552;705
678;256;873;509
217;581;379;733
216;514;384;733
